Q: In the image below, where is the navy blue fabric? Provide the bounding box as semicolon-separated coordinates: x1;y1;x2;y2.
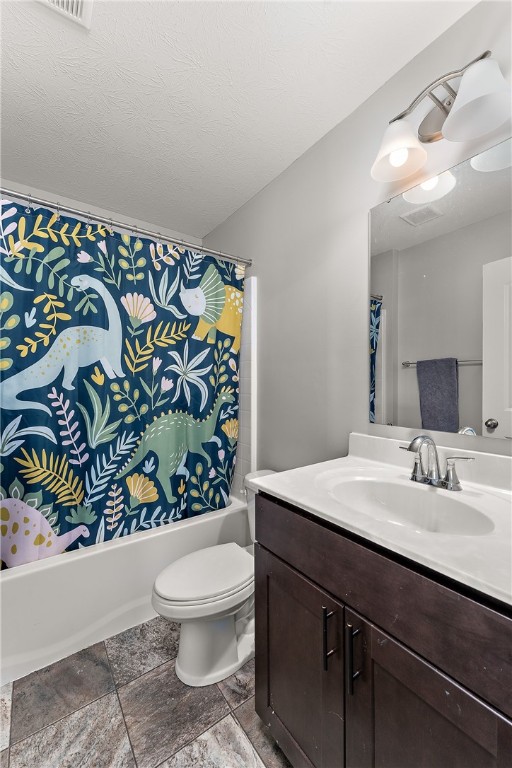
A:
416;357;459;432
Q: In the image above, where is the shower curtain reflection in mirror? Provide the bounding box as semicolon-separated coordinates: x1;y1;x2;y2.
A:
369;297;382;423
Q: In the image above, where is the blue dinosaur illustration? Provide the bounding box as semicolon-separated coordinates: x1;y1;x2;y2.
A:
0;275;124;414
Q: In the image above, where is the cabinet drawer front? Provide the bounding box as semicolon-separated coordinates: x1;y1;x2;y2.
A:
371;624;503;758
256;493;512;718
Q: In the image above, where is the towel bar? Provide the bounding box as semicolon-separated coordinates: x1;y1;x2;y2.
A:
402;359;482;368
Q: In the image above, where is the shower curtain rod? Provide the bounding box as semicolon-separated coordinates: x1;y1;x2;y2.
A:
0;186;252;268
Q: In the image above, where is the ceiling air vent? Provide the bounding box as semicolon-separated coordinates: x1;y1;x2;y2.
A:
400;204;443;227
38;0;93;29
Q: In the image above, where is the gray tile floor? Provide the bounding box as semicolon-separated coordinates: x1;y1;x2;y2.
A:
1;617;291;768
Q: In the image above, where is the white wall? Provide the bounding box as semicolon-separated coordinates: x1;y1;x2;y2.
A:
395;211;511;432
204;1;512;470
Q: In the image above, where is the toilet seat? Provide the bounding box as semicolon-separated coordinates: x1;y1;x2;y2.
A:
157;579;253;607
153;542;254;605
153;579;254;622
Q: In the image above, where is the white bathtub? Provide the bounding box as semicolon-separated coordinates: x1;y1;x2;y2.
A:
0;498;249;684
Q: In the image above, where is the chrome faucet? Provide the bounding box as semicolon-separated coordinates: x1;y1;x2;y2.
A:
404;434;442;485
401;435;474;491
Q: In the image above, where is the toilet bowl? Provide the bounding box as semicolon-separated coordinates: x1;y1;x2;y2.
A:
151;469;275;687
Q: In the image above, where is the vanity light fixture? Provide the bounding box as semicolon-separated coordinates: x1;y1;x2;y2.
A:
370;119;427;182
442;58;511;142
470;137;512;172
371;51;511;183
402;170;456;204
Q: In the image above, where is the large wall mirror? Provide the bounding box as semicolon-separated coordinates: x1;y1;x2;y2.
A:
370;138;511;440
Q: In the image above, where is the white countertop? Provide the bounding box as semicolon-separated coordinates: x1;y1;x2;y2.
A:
253;433;512;607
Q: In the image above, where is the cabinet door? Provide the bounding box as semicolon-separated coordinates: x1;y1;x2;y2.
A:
345;608;512;768
255;544;344;768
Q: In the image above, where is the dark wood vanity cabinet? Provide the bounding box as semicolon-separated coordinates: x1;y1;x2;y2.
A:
256;546;344;768
255;493;512;768
345;609;512;768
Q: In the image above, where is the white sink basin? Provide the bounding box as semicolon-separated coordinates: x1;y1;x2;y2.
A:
328;477;494;536
252;434;512;605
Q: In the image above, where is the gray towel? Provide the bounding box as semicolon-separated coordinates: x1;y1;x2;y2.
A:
416;358;459;432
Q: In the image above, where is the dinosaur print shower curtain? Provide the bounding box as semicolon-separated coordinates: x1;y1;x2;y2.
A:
0;199;244;569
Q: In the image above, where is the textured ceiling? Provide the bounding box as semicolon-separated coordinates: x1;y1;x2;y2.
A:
1;0;477;238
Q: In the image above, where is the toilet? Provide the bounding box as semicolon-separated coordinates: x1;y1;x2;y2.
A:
152;470;275;687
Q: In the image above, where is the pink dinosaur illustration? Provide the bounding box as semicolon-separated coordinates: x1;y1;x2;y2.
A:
0;498;89;568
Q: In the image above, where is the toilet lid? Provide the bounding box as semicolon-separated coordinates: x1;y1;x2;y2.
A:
154;543;254;603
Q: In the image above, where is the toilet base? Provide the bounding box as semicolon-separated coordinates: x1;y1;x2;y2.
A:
175;611;255;687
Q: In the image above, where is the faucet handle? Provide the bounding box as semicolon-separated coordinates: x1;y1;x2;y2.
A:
400;446;427;481
443;457;475;491
411;455;428;483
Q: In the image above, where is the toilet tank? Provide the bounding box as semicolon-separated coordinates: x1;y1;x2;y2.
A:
244;470;275;543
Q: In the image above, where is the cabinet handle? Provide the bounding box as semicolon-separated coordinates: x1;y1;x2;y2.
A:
322;606;336;671
345;623;362;695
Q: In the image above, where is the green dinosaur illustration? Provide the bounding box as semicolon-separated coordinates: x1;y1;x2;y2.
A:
116;388;235;503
